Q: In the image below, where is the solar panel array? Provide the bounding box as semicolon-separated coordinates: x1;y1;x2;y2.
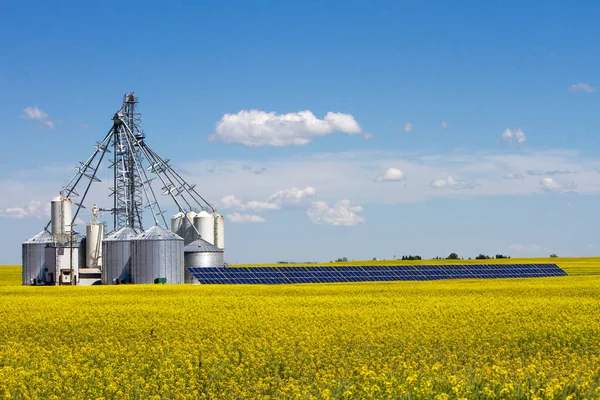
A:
187;264;567;284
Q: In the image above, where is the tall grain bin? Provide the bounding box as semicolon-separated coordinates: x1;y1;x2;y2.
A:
170;211;184;237
214;213;225;249
86;222;104;268
51;195;73;240
22;230;53;285
184;239;224;283
102;227;137;284
193;210;214;244
131;225;184;284
182;211;198;245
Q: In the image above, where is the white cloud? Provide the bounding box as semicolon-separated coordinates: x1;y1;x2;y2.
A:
430;176;477;190
538;177;577;193
220;186;316;212
209;109;363;147
376;168;405;182
568;82;596;93
244;201;280;211
220;195;243;210
306;200;365;226
441;121;448;129
403;122;413;132
363;133;374;140
0;200;44;219
227;213;266;223
21;107;55;129
219;195;280;211
503;172;525;180
269;186;317;204
21;107;48;121
500;128;526;145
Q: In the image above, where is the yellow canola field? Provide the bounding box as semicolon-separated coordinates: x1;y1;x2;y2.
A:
1;276;600;399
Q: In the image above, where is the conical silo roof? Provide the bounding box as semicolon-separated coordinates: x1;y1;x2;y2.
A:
105;226;138;241
134;224;183;241
24;230;53;244
184;238;222;253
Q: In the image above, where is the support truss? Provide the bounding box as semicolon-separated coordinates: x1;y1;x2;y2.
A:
46;93;216;236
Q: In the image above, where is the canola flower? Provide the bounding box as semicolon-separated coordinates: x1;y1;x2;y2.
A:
0;276;599;399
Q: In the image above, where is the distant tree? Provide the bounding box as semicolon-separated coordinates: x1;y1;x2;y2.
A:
550;254;558;258
495;254;510;259
335;257;348;262
447;253;459;260
475;254;490;260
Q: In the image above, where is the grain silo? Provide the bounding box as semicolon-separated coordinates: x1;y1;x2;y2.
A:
22;230;53;285
193;210;215;244
182;211;198;245
184;238;224;283
131;225;184;284
102;227;137;284
170;211;185;237
214;213;225;249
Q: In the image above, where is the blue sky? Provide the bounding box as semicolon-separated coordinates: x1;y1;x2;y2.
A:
1;1;600;263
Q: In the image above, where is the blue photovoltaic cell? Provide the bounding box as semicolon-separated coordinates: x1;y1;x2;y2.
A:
187;263;567;285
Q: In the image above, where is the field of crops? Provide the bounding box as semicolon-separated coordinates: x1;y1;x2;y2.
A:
1;266;600;399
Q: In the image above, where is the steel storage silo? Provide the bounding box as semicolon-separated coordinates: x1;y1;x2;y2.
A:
22;230;53;285
170;212;184;237
193;210;215;244
131;225;184;284
86;222;104;268
51;195;73;240
182;211;198;245
102;227;137;284
184;239;224;283
214;213;225;249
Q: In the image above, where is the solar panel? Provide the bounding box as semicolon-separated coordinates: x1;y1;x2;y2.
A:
187;263;567;285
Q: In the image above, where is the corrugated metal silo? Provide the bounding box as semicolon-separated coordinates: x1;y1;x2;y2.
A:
22;230;53;285
193;210;215;244
184;238;224;283
131;225;184;284
102;227;137;284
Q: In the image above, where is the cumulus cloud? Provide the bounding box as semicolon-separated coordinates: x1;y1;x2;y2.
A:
538;177;577;193
363;133;374;140
568;82;596;92
219;195;280;211
21;106;55;129
306;200;365;226
0;200;44;219
269;186;317;204
375;168;405;182
500;128;526;145
441;121;448;129
430;176;477;190
403;122;413;132
503;173;525;180
209;110;363;147
227;213;266;223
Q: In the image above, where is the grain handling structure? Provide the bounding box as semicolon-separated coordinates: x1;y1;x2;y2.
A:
22;93;224;285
